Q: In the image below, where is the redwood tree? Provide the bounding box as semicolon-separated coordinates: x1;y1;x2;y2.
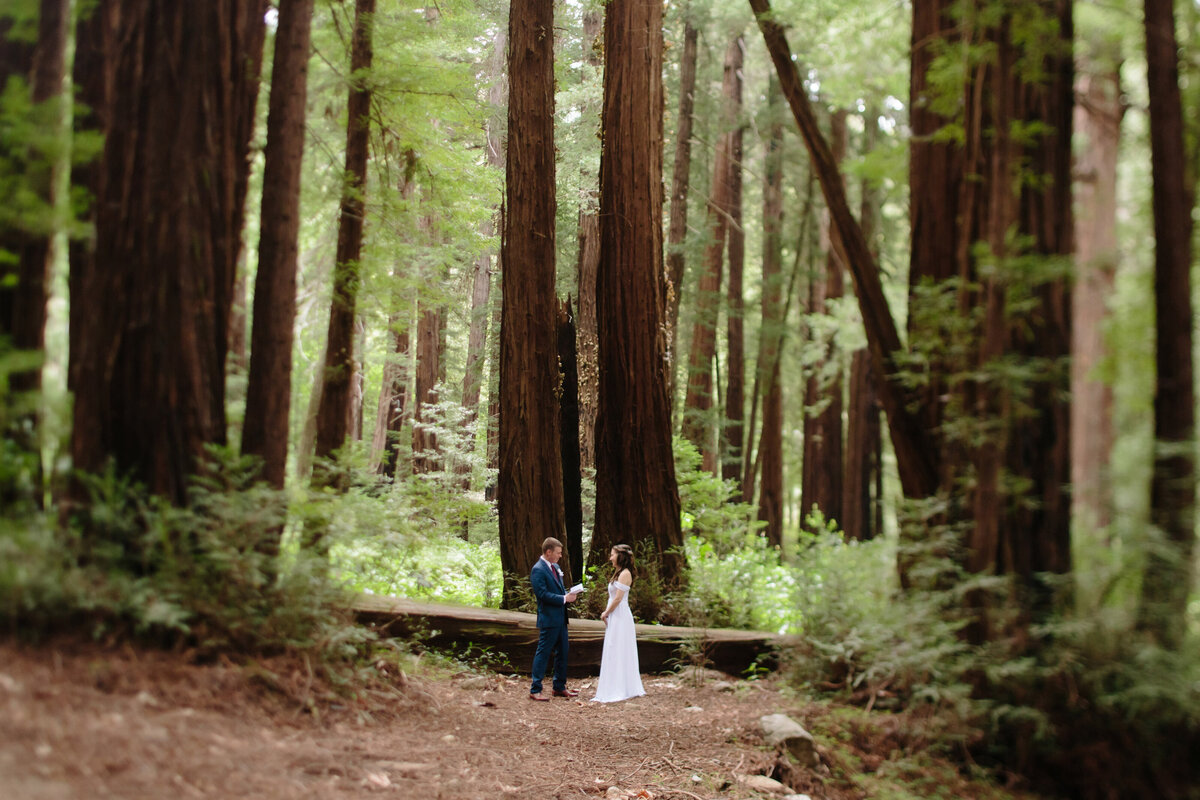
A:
591;0;684;588
722;37;747;489
314;0;374;476
1137;0;1195;648
755;76;786;547
1071;35;1121;535
665;13;699;403
70;0;266;504
800;109;847;529
680;38;740;473
243;0;315;491
498;0;566;606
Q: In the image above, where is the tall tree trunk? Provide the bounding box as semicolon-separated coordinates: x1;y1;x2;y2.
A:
575;9;602;473
666;13;699;406
70;0;266;504
370;316;409;479
243;0;315;491
591;0;684;589
412;303;442;474
1137;0;1196;648
558;299;583;582
909;0;964;447
963;0;1074;585
722;37;746;489
680;38;740;473
749;0;939;501
462;29;506;440
498;0;566;607
314;0;373;479
1071;39;1121;536
801;110;847;529
755;76;786;547
0;0;69;507
843;112;882;542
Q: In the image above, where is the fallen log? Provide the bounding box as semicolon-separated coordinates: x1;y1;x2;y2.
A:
353;594;799;678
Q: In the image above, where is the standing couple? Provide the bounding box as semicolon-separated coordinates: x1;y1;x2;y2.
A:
528;537;645;703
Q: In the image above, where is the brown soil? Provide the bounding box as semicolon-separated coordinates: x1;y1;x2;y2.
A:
0;639;1021;800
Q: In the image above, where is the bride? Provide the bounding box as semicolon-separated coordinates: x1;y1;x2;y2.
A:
591;544;645;703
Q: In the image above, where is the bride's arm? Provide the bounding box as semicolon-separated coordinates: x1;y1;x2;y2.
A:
600;572;632;621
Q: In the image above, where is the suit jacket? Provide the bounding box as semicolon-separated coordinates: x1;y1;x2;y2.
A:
531;558;569;629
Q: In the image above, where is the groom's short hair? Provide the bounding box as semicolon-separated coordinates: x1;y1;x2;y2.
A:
542;537;563;553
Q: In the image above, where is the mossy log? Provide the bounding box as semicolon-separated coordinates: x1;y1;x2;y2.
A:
353;594;798;677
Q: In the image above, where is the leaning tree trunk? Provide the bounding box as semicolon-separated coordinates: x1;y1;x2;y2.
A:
243;0;315;492
314;0;374;479
749;0;939;502
1071;38;1121;537
1137;0;1196;649
498;0;566;607
722;36;746;490
755;75;786;548
591;0;684;589
70;0;266;505
665;13;699;406
680;38;741;472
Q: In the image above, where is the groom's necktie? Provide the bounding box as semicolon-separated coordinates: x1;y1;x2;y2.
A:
551;564;563;589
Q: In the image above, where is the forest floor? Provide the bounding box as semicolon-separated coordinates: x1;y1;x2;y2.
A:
0;638;1038;800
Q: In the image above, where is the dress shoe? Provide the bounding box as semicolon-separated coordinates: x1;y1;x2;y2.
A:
529;692;550;701
552;688;579;698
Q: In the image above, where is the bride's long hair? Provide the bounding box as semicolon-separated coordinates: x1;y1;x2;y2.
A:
609;543;635;582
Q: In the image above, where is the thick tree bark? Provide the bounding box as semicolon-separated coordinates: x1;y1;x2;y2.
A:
909;0;963;446
370;317;409;479
575;9;602;473
801;110;847;529
243;0;315;491
665;15;699;405
957;2;1074;612
755;76;786;547
591;0;684;589
313;0;374;476
722;38;746;489
70;0;266;504
1138;0;1196;648
1071;43;1121;535
498;0;566;606
680;38;741;473
558;299;583;583
749;0;939;501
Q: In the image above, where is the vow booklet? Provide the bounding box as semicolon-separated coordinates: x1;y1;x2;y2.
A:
569;583;585;594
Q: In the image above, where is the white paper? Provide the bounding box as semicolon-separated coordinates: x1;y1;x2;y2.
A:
568;583;585;594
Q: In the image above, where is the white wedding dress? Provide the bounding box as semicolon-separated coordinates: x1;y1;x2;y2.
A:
591;581;645;703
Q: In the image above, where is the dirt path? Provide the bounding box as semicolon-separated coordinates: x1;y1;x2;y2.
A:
0;640;1026;800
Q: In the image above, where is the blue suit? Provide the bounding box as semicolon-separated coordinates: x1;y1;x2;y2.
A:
530;558;569;694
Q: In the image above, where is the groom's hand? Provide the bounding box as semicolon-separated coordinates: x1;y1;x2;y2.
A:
565;591;579;603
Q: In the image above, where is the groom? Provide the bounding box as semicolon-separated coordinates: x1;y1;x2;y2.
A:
529;537;579;701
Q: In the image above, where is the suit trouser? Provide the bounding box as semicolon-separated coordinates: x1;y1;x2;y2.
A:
530;622;568;694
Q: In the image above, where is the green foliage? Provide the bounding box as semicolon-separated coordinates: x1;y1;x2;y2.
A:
1;448;372;664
